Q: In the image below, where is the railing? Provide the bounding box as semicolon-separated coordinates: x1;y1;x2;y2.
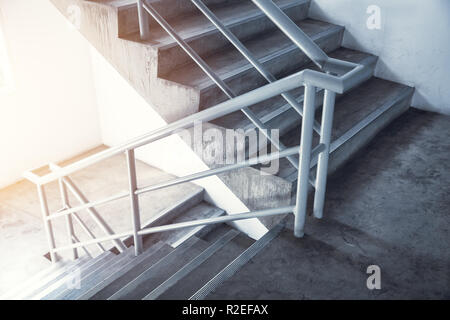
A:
24;0;370;263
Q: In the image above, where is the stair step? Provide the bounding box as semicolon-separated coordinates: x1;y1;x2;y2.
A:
163;19;344;109
195;222;237;244
190;222;284;300
99;0;245;38
126;0;310;76
108;236;210;300
142;201;226;249
32;251;113;300
143;229;241;299
279;77;414;182
56;247;137;300
4;256;89;300
88;241;173;300
148;230;254;300
212;47;377;134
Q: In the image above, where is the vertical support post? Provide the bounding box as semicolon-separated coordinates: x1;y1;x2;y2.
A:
58;178;78;260
126;149;143;256
313;90;336;219
294;85;316;238
137;0;150;40
37;184;58;263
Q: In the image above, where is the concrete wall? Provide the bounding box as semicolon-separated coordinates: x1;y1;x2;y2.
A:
90;47;268;240
0;0;101;188
310;0;450;115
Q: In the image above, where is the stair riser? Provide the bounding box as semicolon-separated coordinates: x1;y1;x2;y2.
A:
198;28;344;109
118;0;244;37
157;2;310;76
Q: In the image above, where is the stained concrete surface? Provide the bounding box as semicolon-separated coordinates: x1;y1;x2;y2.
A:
0;145;202;295
207;109;450;299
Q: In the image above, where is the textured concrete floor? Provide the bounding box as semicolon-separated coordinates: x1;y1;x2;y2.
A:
0;146;202;295
207;109;450;299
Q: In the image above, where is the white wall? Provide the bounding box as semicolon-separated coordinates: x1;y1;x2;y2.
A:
0;0;101;188
310;0;450;115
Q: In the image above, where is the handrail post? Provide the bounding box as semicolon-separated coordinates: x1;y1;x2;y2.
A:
313;90;336;219
126;149;143;256
58;178;78;260
137;0;150;40
294;85;317;238
37;184;58;262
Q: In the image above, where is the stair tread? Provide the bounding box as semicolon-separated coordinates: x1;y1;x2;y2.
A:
25;253;110;299
125;0;307;49
143;201;225;248
6;256;89;300
152;232;254;300
89;241;173;300
277;77;414;181
281;77;414;149
163;19;343;89
41;252;117;300
108;236;210;299
211;47;378;131
57;247;137;300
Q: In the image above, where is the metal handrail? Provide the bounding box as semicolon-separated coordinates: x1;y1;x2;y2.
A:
24;69;345;186
190;0;322;135
142;2;300;170
24;0;372;262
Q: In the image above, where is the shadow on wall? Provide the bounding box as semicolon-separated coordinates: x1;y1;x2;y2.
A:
309;0;450;115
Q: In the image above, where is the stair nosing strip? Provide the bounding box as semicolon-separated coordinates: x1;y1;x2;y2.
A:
329;86;414;156
189;223;284;300
107;236;200;300
61;248;136;300
33;251;112;300
1;256;89;300
42;252;118;300
77;242;166;300
21;254;103;300
282;84;412;183
143;229;239;300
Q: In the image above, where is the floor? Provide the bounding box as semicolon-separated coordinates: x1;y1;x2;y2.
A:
207;109;450;299
0;146;202;295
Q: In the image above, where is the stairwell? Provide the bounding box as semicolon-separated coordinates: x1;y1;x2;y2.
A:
49;0;413;231
7;0;420;300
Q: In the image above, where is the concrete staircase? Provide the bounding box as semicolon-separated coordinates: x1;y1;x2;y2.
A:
48;0;414;231
2;214;282;300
